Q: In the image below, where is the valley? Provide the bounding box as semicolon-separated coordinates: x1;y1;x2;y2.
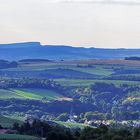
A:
0;59;140;139
0;59;139;121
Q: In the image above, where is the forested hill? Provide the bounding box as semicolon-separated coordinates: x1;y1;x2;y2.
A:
125;57;140;61
0;42;140;60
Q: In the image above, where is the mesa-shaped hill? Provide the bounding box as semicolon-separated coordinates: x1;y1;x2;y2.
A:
0;42;140;60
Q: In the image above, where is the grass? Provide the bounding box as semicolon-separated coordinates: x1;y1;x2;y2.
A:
71;66;114;76
0;134;39;140
123;97;140;104
19;88;64;100
54;79;140;87
0;115;22;128
2;63;76;71
0;89;22;99
54;121;93;129
0;88;67;101
2;61;140;79
2;63;114;76
13;89;43;100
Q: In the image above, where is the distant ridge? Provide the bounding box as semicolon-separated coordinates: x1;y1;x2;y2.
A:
0;42;140;60
0;42;41;48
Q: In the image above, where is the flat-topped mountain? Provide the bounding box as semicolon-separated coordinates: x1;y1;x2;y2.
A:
0;42;140;60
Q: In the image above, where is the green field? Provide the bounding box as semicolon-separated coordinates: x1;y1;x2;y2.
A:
0;115;22;128
15;88;64;100
54;79;140;87
0;88;65;101
54;121;93;129
71;66;114;76
2;63;114;76
0;134;39;140
0;89;22;99
2;63;76;71
2;61;140;81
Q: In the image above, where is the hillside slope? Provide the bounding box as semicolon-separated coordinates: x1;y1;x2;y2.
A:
0;42;140;60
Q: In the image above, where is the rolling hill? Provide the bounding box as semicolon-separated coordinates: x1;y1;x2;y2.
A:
0;42;140;60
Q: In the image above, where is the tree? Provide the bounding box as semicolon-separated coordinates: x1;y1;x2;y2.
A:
13;122;19;130
134;128;140;138
112;135;123;140
0;124;3;129
47;131;69;140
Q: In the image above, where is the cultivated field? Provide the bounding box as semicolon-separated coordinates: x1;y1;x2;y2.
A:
0;88;69;101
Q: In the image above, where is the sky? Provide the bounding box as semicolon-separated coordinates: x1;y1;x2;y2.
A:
0;0;140;48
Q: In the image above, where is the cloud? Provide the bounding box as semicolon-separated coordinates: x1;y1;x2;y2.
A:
53;0;140;5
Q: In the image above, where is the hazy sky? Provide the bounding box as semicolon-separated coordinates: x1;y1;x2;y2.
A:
0;0;140;48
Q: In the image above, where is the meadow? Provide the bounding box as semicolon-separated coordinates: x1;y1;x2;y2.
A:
0;88;66;101
0;115;22;127
0;134;39;140
54;79;140;87
1;60;140;81
54;121;93;129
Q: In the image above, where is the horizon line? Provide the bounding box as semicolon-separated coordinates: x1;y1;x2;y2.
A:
0;41;140;49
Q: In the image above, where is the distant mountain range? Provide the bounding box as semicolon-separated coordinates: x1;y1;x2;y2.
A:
0;42;140;60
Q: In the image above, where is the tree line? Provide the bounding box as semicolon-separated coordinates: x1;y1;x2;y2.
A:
12;120;140;140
